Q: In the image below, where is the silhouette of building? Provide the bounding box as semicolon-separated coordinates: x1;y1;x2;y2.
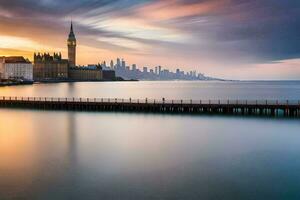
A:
33;53;69;80
69;65;103;81
110;60;114;69
116;58;121;69
66;22;115;81
33;22;116;82
143;67;147;73
102;70;116;81
121;59;126;69
68;21;76;67
112;58;212;81
132;64;137;71
158;66;162;75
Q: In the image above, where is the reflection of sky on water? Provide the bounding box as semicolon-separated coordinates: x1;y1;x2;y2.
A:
0;109;300;199
0;81;300;100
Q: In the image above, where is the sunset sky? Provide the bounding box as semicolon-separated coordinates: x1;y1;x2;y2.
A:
0;0;300;80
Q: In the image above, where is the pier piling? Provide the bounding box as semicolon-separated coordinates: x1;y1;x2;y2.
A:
0;97;299;118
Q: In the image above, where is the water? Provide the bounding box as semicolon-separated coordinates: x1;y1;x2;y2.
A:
0;80;299;100
0;81;300;200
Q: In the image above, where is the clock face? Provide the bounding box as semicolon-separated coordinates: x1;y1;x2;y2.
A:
68;41;76;46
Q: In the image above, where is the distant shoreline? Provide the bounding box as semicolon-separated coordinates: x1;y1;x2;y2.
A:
0;81;33;87
1;79;300;87
0;79;138;87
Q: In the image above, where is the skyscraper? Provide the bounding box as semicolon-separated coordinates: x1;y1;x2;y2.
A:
143;67;148;73
68;21;76;67
110;60;114;69
132;64;137;71
116;58;121;69
158;66;162;75
122;59;126;69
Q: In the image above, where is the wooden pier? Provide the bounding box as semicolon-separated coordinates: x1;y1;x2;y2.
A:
0;96;299;117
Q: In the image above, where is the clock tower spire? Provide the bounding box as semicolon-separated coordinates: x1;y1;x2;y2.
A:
68;21;76;67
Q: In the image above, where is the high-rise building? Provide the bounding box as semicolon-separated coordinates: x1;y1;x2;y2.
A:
158;66;162;75
67;21;76;67
110;60;114;69
121;59;126;69
102;61;107;68
116;58;121;69
176;69;180;79
132;64;137;71
143;67;148;73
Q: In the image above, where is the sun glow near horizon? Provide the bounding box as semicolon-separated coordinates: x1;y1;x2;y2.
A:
0;35;62;60
0;35;44;50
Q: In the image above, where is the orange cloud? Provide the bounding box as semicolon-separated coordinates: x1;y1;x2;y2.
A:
136;0;228;21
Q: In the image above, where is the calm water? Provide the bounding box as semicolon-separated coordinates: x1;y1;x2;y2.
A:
0;81;300;200
0;80;299;100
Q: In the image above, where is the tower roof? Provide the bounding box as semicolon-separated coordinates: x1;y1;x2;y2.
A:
68;21;76;39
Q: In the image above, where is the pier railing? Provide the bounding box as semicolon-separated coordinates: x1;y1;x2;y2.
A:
0;96;299;117
0;96;299;106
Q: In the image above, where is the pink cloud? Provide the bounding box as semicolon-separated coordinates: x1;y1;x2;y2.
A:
135;0;227;21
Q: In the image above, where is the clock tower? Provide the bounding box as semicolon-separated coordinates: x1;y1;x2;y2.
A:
68;21;76;67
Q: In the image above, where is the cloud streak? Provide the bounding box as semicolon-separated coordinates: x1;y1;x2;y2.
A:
0;0;300;79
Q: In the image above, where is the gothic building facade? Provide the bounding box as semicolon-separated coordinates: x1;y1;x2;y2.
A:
33;53;69;80
67;22;105;81
33;22;115;81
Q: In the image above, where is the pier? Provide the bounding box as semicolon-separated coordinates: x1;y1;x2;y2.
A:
0;96;299;117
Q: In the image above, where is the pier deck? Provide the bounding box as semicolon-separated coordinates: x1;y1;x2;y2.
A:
0;97;299;117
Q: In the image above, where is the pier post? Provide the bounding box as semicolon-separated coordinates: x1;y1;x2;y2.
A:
0;96;298;118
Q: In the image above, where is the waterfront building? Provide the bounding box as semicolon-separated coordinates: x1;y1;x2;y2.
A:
102;61;107;68
33;23;74;81
33;53;69;81
68;22;76;67
121;59;126;69
69;65;103;81
102;70;116;81
110;60;114;70
0;56;33;81
158;66;162;75
143;67;148;73
69;65;116;81
132;64;137;71
32;22;115;82
112;58;210;81
67;23;102;81
116;58;121;69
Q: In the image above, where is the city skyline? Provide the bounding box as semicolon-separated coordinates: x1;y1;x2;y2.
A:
0;0;300;80
101;58;213;80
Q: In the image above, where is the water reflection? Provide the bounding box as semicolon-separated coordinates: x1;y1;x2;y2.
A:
0;109;300;199
0;110;78;199
67;113;77;169
0;81;300;100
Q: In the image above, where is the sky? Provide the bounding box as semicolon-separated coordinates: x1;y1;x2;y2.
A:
0;0;300;80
